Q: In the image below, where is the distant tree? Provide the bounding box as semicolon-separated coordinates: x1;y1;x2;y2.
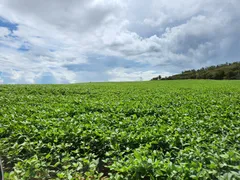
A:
213;70;224;80
151;75;162;81
151;62;240;80
224;71;234;79
236;72;240;80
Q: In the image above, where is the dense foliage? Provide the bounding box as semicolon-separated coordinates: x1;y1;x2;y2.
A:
152;62;240;80
0;81;240;179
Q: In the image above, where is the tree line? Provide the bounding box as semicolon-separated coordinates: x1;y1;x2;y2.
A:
151;62;240;80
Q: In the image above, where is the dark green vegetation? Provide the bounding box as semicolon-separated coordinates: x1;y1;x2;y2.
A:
0;81;240;179
152;62;240;80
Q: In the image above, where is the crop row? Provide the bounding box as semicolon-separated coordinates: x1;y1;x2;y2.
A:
0;81;239;179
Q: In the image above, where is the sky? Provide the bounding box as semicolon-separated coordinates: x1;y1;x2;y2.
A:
0;0;239;84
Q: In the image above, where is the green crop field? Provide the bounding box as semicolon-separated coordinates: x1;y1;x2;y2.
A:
0;80;239;179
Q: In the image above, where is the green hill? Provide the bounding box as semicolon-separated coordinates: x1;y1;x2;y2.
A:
152;62;240;80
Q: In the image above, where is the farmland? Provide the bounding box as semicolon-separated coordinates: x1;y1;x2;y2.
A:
0;80;240;179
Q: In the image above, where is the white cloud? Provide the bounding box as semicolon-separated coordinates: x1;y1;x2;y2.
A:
0;27;10;37
0;76;3;84
107;67;167;81
0;0;239;83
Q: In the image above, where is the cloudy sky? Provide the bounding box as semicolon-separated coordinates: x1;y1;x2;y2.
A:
0;0;239;83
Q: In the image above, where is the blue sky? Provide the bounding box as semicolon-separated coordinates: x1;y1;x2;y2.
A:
0;17;18;31
0;0;239;84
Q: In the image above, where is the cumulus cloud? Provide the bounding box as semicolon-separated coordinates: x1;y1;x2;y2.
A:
107;67;168;81
0;27;10;37
0;0;239;83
